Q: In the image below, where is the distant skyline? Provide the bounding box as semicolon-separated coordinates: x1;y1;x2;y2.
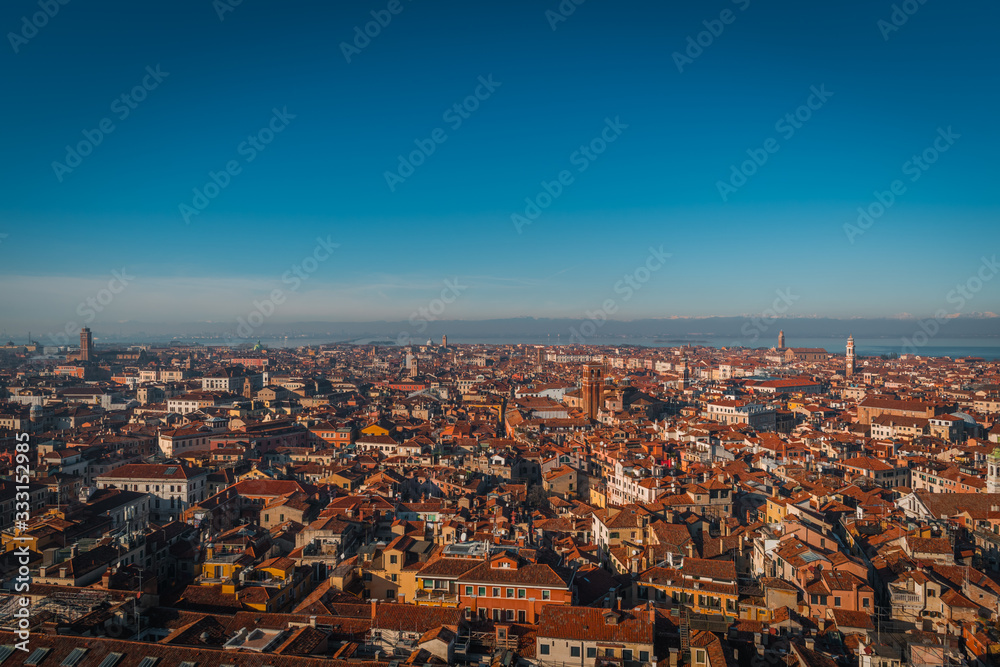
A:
1;0;998;332
6;315;999;351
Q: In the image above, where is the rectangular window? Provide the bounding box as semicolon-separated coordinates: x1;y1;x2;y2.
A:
587;648;597;658
465;586;473;596
540;645;549;655
506;588;514;598
542;590;550;600
518;589;526;599
478;586;486;597
493;587;501;597
834;596;841;607
570;646;580;657
640;651;649;662
623;649;633;661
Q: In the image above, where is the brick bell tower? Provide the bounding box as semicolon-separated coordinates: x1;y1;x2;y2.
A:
582;363;602;420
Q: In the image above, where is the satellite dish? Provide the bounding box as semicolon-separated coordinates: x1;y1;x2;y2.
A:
460;532;467;542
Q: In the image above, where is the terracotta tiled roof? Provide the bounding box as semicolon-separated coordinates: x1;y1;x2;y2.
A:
940;587;979;609
913;489;1000;520
537;605;655;644
829;608;874;631
275;625;329;655
460;560;573;588
372;602;463;633
417;557;481;579
0;631;383;667
159;613;230;645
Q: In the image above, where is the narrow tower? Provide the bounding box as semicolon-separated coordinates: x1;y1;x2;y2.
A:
582;363;602;420
777;330;785;350
988;447;1000;494
846;335;855;378
79;327;93;361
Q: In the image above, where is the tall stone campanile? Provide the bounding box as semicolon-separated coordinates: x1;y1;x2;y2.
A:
846;335;855;378
988;448;1000;493
778;330;785;350
582;363;602;420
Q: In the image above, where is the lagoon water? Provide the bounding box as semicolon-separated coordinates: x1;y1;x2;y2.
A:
149;335;1000;360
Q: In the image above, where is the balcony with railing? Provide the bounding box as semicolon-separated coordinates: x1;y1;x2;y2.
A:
247;574;295;590
889;590;922;606
414;589;460;605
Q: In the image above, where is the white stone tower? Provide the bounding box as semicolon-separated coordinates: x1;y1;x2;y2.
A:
846;335;855;378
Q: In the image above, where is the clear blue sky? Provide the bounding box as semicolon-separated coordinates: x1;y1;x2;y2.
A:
1;0;998;332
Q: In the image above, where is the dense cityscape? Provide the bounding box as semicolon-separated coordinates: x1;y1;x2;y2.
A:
2;331;1000;666
3;0;998;666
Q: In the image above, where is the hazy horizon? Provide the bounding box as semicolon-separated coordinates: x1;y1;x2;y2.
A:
12;314;1000;352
